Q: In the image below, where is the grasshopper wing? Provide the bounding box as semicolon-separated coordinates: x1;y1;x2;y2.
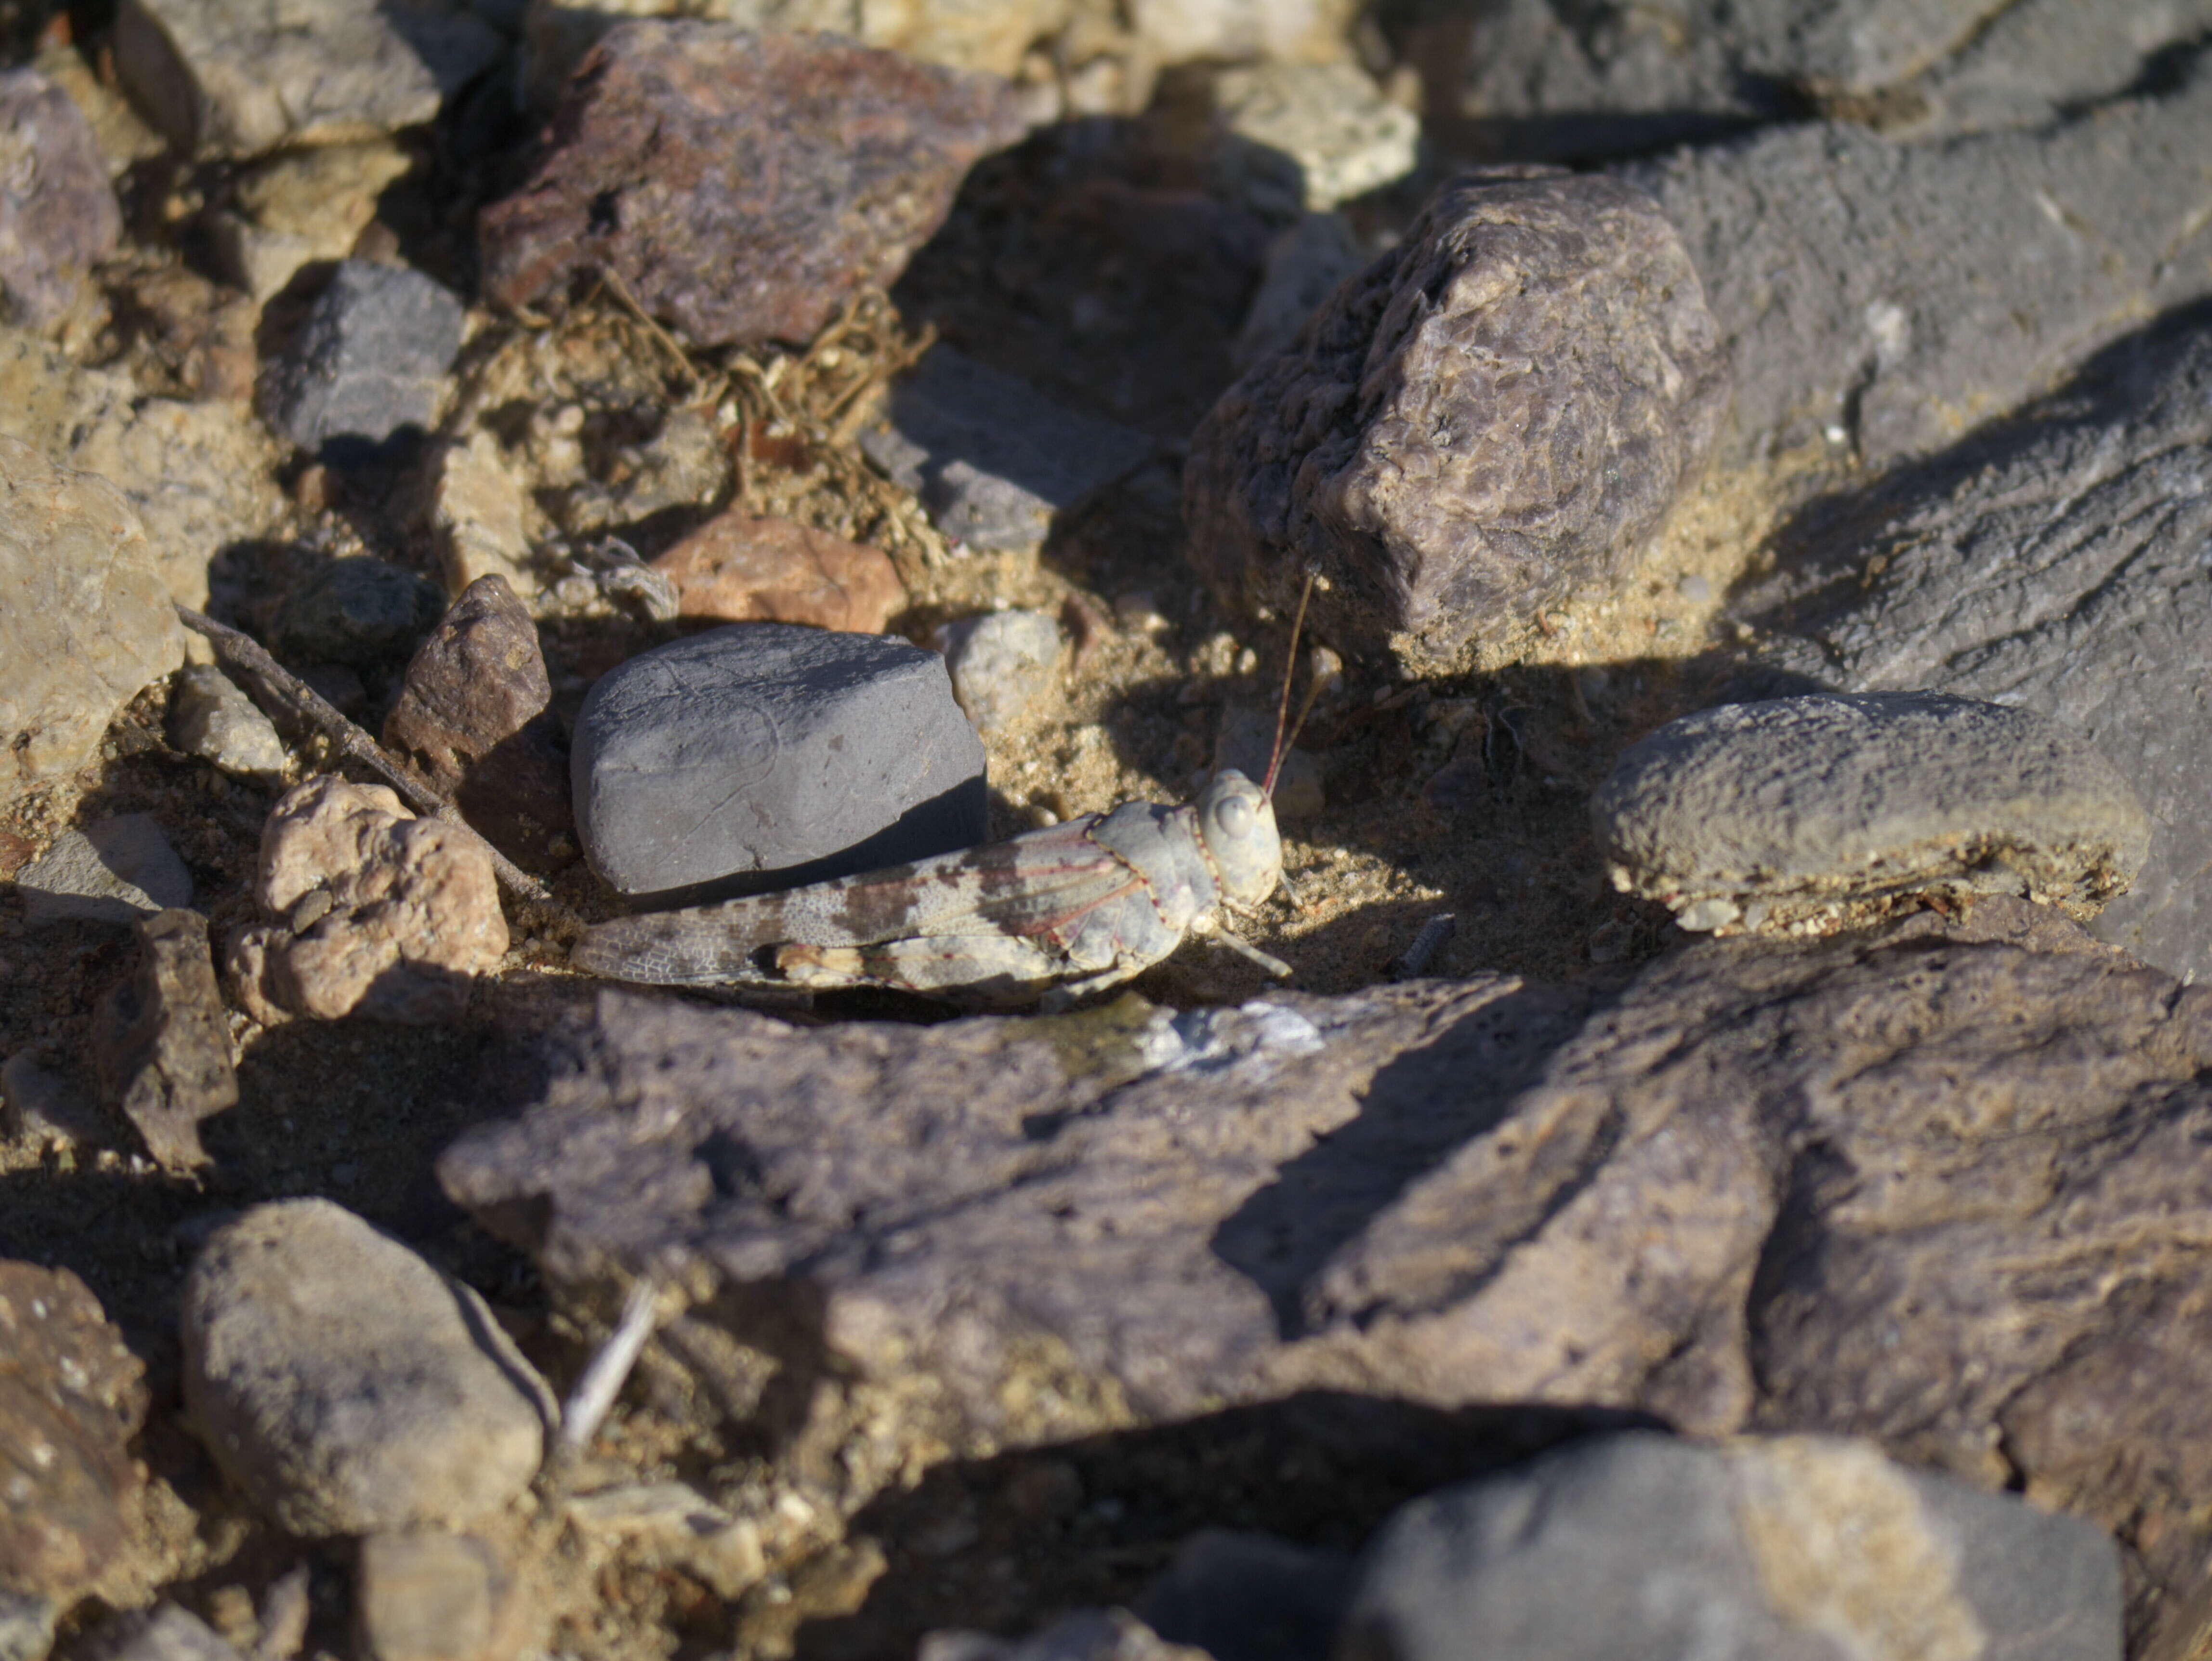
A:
572;817;1144;987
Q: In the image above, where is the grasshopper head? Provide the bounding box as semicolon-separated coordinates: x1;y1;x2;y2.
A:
1196;768;1283;909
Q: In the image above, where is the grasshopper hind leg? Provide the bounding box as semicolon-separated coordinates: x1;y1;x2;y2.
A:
777;933;1080;1006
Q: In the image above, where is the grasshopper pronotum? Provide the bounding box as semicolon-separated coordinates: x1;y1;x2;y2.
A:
571;580;1321;1007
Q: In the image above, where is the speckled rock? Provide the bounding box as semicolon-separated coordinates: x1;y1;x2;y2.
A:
651;512;905;635
269;557;447;672
0;69;121;327
570;623;987;898
479;22;1027;347
1208;61;1418;216
1593;693;2149;936
1340;1432;2119;1661
257;262;465;456
225;778;509;1024
0;435;183;797
0;1262;147;1606
16;816;193;927
1183;169;1728;675
181;1200;550;1537
382;576;573;870
170;665;287;787
113;0;504;157
92;908;237;1169
939;609;1061;734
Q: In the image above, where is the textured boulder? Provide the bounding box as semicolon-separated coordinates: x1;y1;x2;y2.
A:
182;1200;549;1536
443;902;2212;1632
0;1263;147;1606
113;0;504;157
382;576;574;870
650;513;905;635
479;23;1027;347
92;907;238;1169
1745;308;2212;980
226;778;510;1024
256;262;466;456
0;69;122;327
1593;693;2149;935
1340;1432;2119;1661
0;436;183;796
569;623;987;897
1183;169;1728;675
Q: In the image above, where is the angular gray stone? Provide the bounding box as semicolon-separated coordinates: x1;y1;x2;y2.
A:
170;665;288;787
182;1200;550;1537
16;816;193;927
1592;692;2150;936
257;262;465;455
92;908;238;1170
0;69;121;327
441;902;2212;1635
1744;308;2212;979
939;609;1062;735
1338;1432;2120;1661
1620;55;2212;467
0;435;184;798
1184;169;1728;676
570;623;988;898
859;347;1155;552
113;0;504;158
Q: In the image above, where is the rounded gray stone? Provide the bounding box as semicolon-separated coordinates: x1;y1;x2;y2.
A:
571;623;988;897
940;609;1062;734
1592;692;2150;933
181;1200;551;1537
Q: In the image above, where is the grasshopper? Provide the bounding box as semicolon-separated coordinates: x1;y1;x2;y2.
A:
572;584;1320;1007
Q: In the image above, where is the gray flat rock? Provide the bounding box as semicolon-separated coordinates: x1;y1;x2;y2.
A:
170;664;287;786
1592;692;2149;936
257;262;465;456
1744;307;2212;979
571;623;988;897
181;1200;550;1536
860;347;1154;552
1341;1432;2119;1661
1620;53;2212;468
16;815;192;926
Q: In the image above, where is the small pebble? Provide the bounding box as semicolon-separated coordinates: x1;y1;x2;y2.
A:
1593;692;2151;934
571;623;987;897
939;609;1063;734
182;1200;550;1537
16;815;193;927
170;664;288;786
255;261;466;456
92;908;237;1170
651;512;905;635
1678;573;1713;604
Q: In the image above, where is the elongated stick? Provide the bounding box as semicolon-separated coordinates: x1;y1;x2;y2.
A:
174;605;561;913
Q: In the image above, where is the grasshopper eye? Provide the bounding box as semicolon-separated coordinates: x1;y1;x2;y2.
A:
1214;793;1254;838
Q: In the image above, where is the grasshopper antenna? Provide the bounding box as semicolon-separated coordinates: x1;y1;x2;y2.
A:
1263;568;1320;801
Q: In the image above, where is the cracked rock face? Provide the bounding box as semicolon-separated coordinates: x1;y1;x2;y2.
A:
1182;168;1728;676
440;899;2212;1625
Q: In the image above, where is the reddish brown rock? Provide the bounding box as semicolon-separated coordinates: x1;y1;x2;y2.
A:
650;513;905;634
0;68;121;327
93;908;239;1170
382;577;574;870
478;22;1027;347
0;1263;147;1604
1183;168;1729;676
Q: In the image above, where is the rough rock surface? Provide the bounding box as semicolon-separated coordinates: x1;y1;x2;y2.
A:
422;429;537;599
113;0;504;157
207;140;414;303
0;69;122;327
1746;307;2212;980
16;816;194;927
1207;61;1418;216
181;1200;549;1537
1593;693;2149;936
1621;55;2212;466
226;778;509;1024
0;436;183;796
443;902;2212;1625
1340;1432;2119;1661
940;609;1062;734
92;908;238;1170
0;1263;147;1605
569;623;988;897
860;347;1155;552
650;512;905;635
355;1530;526;1661
269;557;447;672
169;665;288;787
1183;169;1728;675
382;576;574;870
479;23;1028;347
257;262;466;456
